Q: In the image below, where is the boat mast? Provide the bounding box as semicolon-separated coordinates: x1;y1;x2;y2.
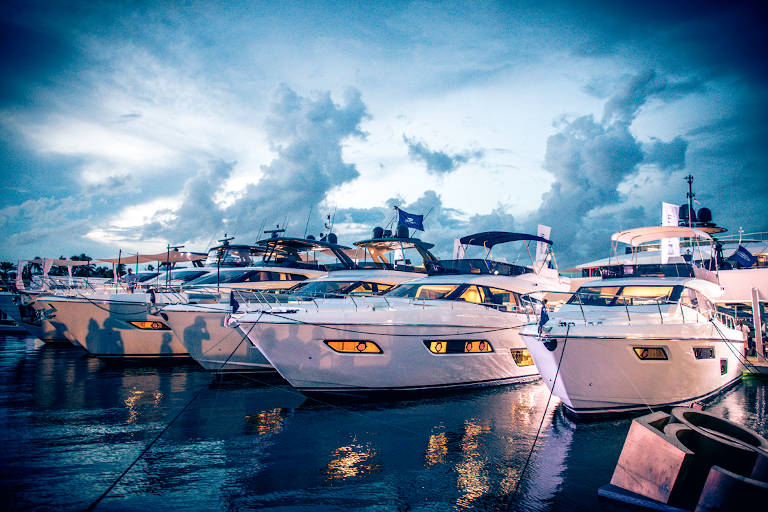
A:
685;174;695;229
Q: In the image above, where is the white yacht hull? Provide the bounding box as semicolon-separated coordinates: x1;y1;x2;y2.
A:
521;322;744;416
239;301;538;393
161;306;272;372
35;296;189;358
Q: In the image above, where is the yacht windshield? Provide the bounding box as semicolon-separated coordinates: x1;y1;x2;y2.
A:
204;246;261;267
291;280;389;297
569;285;683;306
385;283;460;300
168;270;208;282
137;272;160;282
194;270;308;285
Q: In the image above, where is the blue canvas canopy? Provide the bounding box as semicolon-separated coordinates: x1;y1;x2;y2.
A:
459;231;552;248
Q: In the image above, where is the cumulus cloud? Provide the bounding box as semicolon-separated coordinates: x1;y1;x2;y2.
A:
403;135;483;175
643;137;687;170
143;84;369;246
528;70;699;264
143;159;234;243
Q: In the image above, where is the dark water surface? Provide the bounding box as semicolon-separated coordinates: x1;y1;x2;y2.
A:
1;335;766;511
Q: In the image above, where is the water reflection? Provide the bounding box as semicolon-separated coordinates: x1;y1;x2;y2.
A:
245;408;287;435
326;437;380;480
1;334;766;512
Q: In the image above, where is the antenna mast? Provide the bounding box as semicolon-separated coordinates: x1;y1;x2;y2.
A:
685;174;695;229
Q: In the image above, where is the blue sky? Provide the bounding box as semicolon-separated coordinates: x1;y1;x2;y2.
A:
1;0;766;266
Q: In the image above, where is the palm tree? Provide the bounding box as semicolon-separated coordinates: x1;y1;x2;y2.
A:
0;261;15;282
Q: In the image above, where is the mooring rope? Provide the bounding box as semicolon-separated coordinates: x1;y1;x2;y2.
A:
87;313;259;509
514;323;570;495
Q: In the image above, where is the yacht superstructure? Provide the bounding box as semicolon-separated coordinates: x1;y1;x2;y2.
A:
235;231;570;394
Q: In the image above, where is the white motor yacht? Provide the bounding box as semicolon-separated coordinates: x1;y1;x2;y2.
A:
160;231;437;372
235;231;570;394
32;241;322;358
521;227;745;416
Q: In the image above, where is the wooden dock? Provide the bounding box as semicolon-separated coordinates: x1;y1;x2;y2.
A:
743;356;768;377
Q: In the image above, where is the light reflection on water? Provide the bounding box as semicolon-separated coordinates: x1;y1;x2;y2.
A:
1;334;767;511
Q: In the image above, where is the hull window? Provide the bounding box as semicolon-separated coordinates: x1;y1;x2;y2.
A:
693;347;715;359
632;347;668;360
128;321;171;330
720;359;727;375
510;348;534;366
324;340;382;354
424;340;493;354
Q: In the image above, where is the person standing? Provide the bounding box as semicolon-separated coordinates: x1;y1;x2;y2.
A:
740;321;751;357
124;268;139;293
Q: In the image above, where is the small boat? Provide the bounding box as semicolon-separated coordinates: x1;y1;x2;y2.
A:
521;227;745;416
235;231;570;394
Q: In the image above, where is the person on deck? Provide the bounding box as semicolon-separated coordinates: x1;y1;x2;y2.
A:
124;268;139;293
538;299;549;335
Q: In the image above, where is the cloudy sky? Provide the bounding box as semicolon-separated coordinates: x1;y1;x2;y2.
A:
1;0;766;267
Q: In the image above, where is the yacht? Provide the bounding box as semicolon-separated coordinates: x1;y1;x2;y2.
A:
160;229;438;372
234;231;570;394
31;241;323;358
521;227;744;416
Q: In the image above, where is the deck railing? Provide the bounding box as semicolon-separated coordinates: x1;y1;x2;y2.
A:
520;290;739;329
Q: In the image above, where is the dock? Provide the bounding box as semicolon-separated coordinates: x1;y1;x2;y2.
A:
744;356;768;377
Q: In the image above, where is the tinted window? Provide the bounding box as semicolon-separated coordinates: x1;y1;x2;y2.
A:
294;281;356;296
187;270;251;285
386;284;460;300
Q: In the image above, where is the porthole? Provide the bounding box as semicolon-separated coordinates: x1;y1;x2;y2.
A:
633;347;668;360
324;340;382;354
424;340;493;354
510;348;534;366
693;347;715;360
128;321;170;330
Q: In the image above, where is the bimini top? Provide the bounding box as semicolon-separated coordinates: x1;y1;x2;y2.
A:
459;231;552;248
611;226;712;247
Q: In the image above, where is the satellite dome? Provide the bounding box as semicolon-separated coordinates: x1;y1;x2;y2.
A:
679;204;697;223
697;207;712;223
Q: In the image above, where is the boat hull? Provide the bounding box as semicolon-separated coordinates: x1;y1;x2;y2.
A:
521;322;745;416
240;306;538;393
162;307;273;372
35;297;189;358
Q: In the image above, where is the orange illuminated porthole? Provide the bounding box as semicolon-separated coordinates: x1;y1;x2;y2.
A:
424;340;494;354
633;347;668;360
510;349;534;366
128;321;170;330
324;340;382;354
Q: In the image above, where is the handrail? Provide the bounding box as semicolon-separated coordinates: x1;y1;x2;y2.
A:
519;289;736;328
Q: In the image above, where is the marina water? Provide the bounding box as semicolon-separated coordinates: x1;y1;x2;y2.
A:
2;334;766;511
